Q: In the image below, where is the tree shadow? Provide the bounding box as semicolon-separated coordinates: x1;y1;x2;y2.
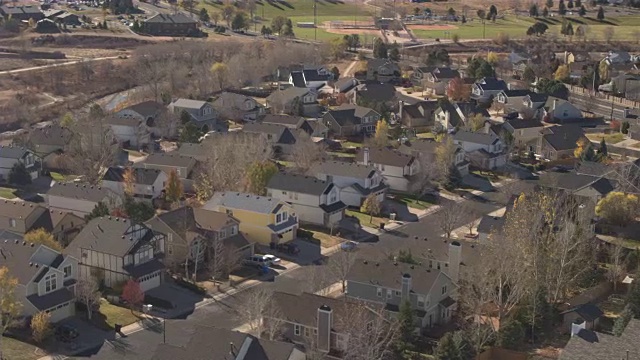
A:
567;17;586;25
266;0;284;10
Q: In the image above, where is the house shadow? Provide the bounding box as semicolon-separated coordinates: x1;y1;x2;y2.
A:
144;282;206;320
382;200;419;222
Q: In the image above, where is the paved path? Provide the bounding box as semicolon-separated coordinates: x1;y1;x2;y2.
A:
0;57;119;76
343;60;359;78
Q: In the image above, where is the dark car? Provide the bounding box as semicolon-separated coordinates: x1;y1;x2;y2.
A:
276;243;300;255
503;112;519;120
55;324;79;343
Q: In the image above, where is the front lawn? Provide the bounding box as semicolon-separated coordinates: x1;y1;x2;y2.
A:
390;193;434;210
345;209;387;229
586;133;625;144
93;299;140;330
50;172;65;181
416;132;435;139
2;337;40;360
298;227;342;248
0;187;16;199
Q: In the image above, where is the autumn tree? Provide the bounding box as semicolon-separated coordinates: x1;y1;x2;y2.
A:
210;62;230;91
122;167;136;197
0;267;22;360
31;311;52;344
554;65;570;82
468;113;486;132
291;132;326;174
76;277;101;320
595;192;639;227
121;279;144;314
24;229;61;251
435;136;458;183
373;119;389;147
244;161;278;196
361;194;382;221
574;137;595;160
437;201;464;239
164;169;184;207
222;4;235;26
237;288;280;339
66;119;118;185
446;77;471;101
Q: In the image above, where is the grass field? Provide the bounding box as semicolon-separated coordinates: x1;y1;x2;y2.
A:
346;209;387;228
96;299;140;330
586;132;625;144
410;15;640;41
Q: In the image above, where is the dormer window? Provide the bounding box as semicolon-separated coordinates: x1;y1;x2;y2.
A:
45;273;57;292
63;265;72;278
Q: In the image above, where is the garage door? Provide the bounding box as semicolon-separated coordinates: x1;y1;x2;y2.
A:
47;301;74;323
138;272;161;292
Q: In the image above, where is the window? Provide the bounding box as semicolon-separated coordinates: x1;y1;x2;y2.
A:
282;191;287;195
44;273;57;292
417;295;425;308
63;265;72;278
294;324;301;336
276;213;282;223
226;209;233;216
330;192;337;203
441;285;447;295
282;211;288;221
304;327;310;337
395;290;401;297
70;222;74;227
219;230;226;239
230;226;238;236
377;287;382;297
313;328;317;335
9;218;15;228
386;289;392;299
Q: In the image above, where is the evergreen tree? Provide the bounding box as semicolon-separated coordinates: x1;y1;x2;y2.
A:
86;202;109;221
578;4;586;16
546;0;553;8
628;274;640;316
434;332;460;360
597;6;605;21
497;319;525;350
397;300;415;350
389;44;400;61
543;6;549;16
599;137;608;156
165;169;184;205
613;304;633;336
558;0;567;15
373;37;388;59
575;0;582;7
523;66;536;83
568;0;574;8
8;163;31;185
529;3;539;16
124;197;155;223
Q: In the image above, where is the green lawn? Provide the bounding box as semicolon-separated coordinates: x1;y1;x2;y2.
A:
299;227;342;248
2;337;40;360
341;141;362;148
50;172;65;181
96;299;140;330
0;187;16;199
389;193;433;210
345;209;387;228
586;133;625;144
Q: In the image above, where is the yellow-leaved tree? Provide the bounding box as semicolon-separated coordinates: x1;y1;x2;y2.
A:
554;65;570;82
24;228;62;251
595;192;639;227
165;169;184;206
373;119;389;147
360;194;382;222
0;267;22;360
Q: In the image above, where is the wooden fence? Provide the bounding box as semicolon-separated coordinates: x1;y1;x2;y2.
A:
568;84;640;109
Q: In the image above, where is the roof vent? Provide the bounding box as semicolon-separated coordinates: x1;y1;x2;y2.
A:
29;262;33;267
423;237;428;241
30;243;34;247
14;240;18;244
35;264;39;268
363;260;368;265
414;236;418;240
22;241;26;246
121;235;125;239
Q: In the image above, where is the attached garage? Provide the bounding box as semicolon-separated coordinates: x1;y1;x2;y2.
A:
138;271;162;292
46;301;75;323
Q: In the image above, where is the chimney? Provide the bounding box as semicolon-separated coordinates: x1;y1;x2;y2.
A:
447;241;462;283
570;318;586;337
229;342;236;357
317;305;332;352
483;120;491;134
401;273;412;301
363;147;370;165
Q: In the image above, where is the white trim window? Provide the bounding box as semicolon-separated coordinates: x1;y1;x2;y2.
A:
294;324;301;336
44;273;57;292
377;287;382;297
386;289;392;299
63;265;72;278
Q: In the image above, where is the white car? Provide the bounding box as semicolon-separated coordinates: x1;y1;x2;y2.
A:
264;254;281;264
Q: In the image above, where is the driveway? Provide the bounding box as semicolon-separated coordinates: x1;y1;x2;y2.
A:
382;200;419;222
53;316;114;356
256;238;322;266
144;282;206;319
461;174;494;192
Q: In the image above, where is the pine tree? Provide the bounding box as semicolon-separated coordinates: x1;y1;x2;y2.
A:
86;202;109;221
597;6;605;21
434;332;460;359
613;304;633;336
628;274;640;316
599;138;608;156
397;300;415;347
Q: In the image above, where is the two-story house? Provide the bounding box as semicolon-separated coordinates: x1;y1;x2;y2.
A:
101;167;169;200
266;172;347;228
259;114;313;136
135;153;197;183
398;99;439;129
289;67;333;90
495;89;534;113
355;147;418;192
352;82;397;108
47;182;122;217
266;87;319;117
168;98;223;132
146;206;253;269
423;67;461;95
116;100;169;138
399;139;469;177
501;118;545;151
141;13;198;36
310;161;387;207
104;115;151;149
242;123;298;156
26;124;72;171
203;192;298;246
1;241;78;322
323;104;381;137
537;125;588;161
523;92;549;112
333;77;359;94
434;102;490;133
0;200;83;244
559;319;640;360
65;218;165;291
211;92;265;122
0;146;40;181
48;209;85;247
346;259;458;330
366;58;401;82
540;97;583;123
452;130;507;170
471;77;508;103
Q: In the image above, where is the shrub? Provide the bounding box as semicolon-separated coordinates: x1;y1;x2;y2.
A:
174;278;207;296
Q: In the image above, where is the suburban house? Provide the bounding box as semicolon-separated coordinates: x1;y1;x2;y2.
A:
523;92;549;111
0;200;83;243
539;97;583;123
495;89;534;113
289;67;333;89
346;259;458;330
115;100;167;137
1;241;78;322
135;153;197;182
537;125;588;161
141;13;199;37
55;12;80;25
47;182;122;217
536;172;615;202
203;192;298;246
268;291;385;356
259;114;313;136
471;77;508;103
333;77;359;94
104;115;151;149
366;58;401;82
355;147;418;192
434;102;490;133
559;319;640;360
26;125;72;170
242;123;298;155
266;172;347;228
599;73;640;100
352;82;397;107
211;92;265;122
0;5;44;21
48;209;85;246
452;130;507;170
323;104;381;137
410;66;433;87
419;67;461;95
560;303;604;334
311;161;386;207
266;87;319;117
101;167;168;200
145;206;253;269
501;118;545;151
399;139;469;177
0;146;40;181
151;325;305;360
65;218;165;291
173;142;210;163
168;99;222;132
398;100;439;129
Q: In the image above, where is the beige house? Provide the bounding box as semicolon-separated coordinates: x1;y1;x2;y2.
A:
46;182;122;217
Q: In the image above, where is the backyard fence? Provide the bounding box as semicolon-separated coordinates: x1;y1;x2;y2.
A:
568;84;640;109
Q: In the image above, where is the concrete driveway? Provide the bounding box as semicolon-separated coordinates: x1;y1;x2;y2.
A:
461;174;495;192
382;200;419;222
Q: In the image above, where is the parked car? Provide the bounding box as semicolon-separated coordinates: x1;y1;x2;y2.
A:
244;255;273;267
264;254;281;264
276;243;300;255
55;324;79;343
340;241;358;251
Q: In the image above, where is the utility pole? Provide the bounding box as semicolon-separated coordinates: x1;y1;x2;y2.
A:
314;0;317;41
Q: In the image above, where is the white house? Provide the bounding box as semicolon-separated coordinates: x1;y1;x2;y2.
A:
355;147;419;192
434;102;490;133
0;146;39;181
47;182;122;217
452;130;507;170
65;218;165;292
5;240;78;322
101;167;168;200
104;115;151;149
266;172;347;228
310;161;387;207
540;97;583;123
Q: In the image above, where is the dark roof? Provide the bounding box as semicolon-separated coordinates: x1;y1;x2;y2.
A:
356;82;397;102
431;67;460;80
302;69;331;82
28;125;72;149
258;114;304;127
150;206;238;242
541;125;586;151
223;233;251;250
561;303;604;322
144;13;196;24
204;192;283;214
367;58;398;70
0;238;40;285
537;172;614;194
242;123;297;145
355;147;415;167
105;116;144;127
319;201;347;213
138;153;196;169
325;104;378;127
0;5;42;15
102;167;164;186
312;161;377;179
47;182;114;203
526;92;549;103
402;100;439;119
334;77;359;92
575;161;613;177
453;130;499;146
122;101;164;118
559;319;640;360
151;326;299;360
290;71;306;88
501;89;531;98
477;215;506;235
439;296;456;308
347;259;448;295
123;258;164;278
505;118;544;129
476;77;508;91
27;288;74;311
0;200;45;222
266;87;310;104
65;218;155;257
266;172;331;196
0;146;30;159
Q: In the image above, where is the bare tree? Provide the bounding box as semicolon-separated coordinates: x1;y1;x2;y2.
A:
305;264;336;296
336;301;398;360
291;132;326;174
411;153;440;202
608;240;625;292
437;201;464;239
208;237;226;284
134;49;169;103
76;277;101;320
329;250;357;293
237;288;280;338
464;205;481;236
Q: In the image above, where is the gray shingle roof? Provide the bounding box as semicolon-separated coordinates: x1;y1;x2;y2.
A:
121;101;164;118
505;118;544;129
266;87;310;104
28;125;72;149
541;125;587;151
170;98;208;110
104;115;143;127
355;147;415;167
356;82;397;102
0;200;44;221
65;218;155;257
311;161;377;179
242;123;297;145
560;303;604;322
203;192;281;214
559;319;640;360
537;172;614;195
0;146;30;159
347;259;447;295
266;172;331;196
47;183;114;203
453;130;499;146
144;13;196;24
27;288;74;311
476;77;508;91
258;114;304;127
102;167;164;186
139;153;197;169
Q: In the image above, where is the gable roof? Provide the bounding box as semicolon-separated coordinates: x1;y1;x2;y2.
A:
431;67;460;80
102;167;164;186
0;146;31;159
347;259;450;295
121;101;164;118
540;125;586;151
290;71;306;87
575;161;613;177
355;147;415;167
559;319;640;360
104;115;143;127
560;303;604;322
453;130;499;146
65;218;155;257
334;77;359;92
138;153;197;169
475;77;508;91
311;161;377;179
356;82;397;102
144;13;196;24
28;125;72;149
258;114;304;127
203;192;283;214
402;100;439;119
0;5;42;15
47;182;114;203
537;172;614;194
504;118;544;129
525;92;549;104
266;87;310;104
500;89;531;98
242;123;297;145
325;104;378;127
266;172;331;196
170;98;208;110
149;206;238;244
0;200;45;220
